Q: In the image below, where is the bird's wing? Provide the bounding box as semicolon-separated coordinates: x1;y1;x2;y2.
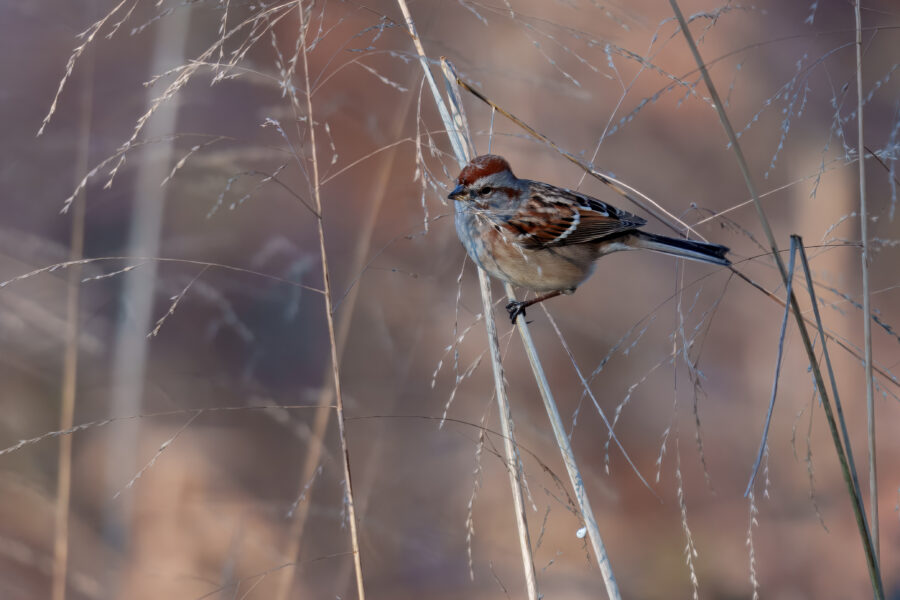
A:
497;182;647;249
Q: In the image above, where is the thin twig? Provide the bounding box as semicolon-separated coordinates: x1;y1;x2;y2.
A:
297;2;365;598
855;0;878;562
112;411;200;500
668;2;883;596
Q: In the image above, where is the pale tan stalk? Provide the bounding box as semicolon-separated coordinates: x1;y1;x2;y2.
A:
855;0;878;562
480;273;539;600
297;3;365;598
53;42;93;600
442;55;624;600
396;6;540;596
512;295;621;599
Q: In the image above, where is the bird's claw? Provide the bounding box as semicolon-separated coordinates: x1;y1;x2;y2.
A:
505;301;527;324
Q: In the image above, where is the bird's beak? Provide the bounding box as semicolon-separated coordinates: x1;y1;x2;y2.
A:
448;184;466;201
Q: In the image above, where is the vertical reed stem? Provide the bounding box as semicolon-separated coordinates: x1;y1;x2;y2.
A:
53;40;93;600
855;0;878;562
298;2;365;597
396;7;540;596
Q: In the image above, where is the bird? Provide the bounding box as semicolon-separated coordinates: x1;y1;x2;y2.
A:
449;154;730;323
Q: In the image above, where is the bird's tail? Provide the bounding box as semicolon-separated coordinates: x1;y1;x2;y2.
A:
628;231;730;266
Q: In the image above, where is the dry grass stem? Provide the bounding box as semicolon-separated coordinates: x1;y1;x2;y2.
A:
398;7;540;596
855;0;878;561
437;43;541;600
52;46;93;600
442;55;622;599
296;2;366;598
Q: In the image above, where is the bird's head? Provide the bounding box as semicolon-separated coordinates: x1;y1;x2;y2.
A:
448;154;521;208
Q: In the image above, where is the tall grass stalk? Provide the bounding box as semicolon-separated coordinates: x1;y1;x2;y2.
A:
52;44;93;600
434;67;540;600
441;44;622;600
668;1;883;596
479;267;540;600
745;238;797;496
391;4;541;591
855;0;878;562
296;3;365;598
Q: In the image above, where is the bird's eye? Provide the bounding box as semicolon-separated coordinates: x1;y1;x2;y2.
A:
479;186;492;196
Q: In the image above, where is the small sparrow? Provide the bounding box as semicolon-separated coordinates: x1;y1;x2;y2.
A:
450;155;730;323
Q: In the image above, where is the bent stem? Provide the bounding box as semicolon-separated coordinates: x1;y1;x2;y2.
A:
669;1;883;596
297;2;365;598
479;271;539;600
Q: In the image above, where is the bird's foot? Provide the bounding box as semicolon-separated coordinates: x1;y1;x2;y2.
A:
505;301;528;324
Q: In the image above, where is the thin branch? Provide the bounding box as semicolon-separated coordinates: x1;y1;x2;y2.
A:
274;69;417;600
112;411;200;500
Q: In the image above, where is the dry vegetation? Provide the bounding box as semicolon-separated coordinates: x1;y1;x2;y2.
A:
1;0;899;598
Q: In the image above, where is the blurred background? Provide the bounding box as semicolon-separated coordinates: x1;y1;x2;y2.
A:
1;0;899;598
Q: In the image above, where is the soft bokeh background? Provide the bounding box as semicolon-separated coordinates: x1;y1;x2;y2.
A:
1;1;899;598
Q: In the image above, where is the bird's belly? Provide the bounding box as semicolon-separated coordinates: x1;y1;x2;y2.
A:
455;210;596;292
481;243;596;292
